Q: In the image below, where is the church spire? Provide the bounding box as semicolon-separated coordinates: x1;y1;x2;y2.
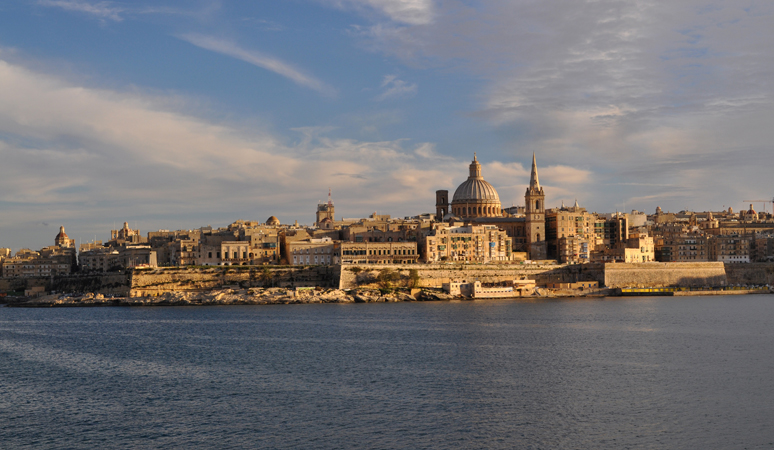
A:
529;152;540;190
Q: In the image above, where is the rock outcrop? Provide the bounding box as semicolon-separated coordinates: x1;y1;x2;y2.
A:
5;288;458;307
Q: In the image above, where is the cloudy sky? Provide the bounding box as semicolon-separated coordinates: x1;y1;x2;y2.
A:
0;0;772;250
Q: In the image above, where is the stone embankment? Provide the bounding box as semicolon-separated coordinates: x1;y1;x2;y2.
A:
5;288;460;307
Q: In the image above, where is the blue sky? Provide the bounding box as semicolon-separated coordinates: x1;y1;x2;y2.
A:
1;0;773;250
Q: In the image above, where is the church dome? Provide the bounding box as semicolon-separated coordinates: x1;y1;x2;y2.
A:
450;153;502;220
452;153;500;203
452;178;500;202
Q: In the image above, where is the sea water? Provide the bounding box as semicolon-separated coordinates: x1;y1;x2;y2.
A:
2;295;774;449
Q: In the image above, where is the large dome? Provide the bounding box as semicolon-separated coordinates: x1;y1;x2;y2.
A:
452;178;500;202
449;153;502;219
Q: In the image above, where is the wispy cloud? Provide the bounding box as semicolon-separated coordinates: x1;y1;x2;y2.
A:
0;57;498;250
38;0;124;21
325;0;434;25
177;34;337;97
375;74;417;100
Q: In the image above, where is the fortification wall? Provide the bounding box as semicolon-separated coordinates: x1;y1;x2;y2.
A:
604;262;726;288
339;263;604;290
130;266;340;296
0;273;130;296
724;263;774;286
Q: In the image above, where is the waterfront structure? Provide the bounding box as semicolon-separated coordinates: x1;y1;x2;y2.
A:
443;279;536;297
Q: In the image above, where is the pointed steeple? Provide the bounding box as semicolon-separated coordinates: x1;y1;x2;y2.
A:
529;152;540;190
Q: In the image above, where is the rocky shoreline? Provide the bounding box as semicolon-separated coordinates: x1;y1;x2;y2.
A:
2;288;463;307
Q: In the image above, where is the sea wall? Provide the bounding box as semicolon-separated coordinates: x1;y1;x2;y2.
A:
338;263;605;290
0;273;130;296
604;262;727;288
129;265;340;297
724;263;774;286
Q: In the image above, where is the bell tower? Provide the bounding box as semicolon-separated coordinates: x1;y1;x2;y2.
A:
525;153;546;259
435;190;448;221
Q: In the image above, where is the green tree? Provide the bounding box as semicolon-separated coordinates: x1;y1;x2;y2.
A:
408;269;420;289
377;268;399;290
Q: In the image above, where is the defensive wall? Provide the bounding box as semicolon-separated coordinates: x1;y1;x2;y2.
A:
0;273;131;296
724;263;774;286
604;262;727;288
338;263;605;290
4;262;774;298
129;265;340;297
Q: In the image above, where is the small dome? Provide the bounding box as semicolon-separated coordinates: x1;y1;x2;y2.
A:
56;226;69;239
266;216;280;226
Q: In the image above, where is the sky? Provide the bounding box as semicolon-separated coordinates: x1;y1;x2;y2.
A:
0;0;772;251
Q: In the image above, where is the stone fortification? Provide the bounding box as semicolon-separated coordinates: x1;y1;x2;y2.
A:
604;262;727;288
0;273;130;296
724;263;774;286
339;263;604;290
130;265;340;297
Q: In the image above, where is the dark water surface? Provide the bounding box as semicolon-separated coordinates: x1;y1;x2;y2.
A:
2;296;774;449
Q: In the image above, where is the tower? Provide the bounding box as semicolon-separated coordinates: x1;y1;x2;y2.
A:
525;153;546;259
435;190;448;221
316;188;335;229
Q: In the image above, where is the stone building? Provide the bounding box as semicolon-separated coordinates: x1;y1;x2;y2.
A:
709;234;751;263
316;189;335;229
339;241;419;264
422;223;513;263
546;201;597;260
2;228;77;277
434;153;546;260
79;247;120;272
288;237;338;265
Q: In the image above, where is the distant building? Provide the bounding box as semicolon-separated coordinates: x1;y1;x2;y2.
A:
2;227;77;277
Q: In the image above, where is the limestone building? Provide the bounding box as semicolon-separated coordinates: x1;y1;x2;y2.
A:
435;152;547;260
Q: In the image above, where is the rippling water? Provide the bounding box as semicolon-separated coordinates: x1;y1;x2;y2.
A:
2;296;774;449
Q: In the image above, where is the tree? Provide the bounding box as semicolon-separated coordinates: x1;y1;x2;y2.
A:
259;266;273;287
377;268;399;290
408;269;420;289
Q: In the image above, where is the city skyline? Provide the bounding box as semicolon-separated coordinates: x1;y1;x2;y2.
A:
1;1;773;250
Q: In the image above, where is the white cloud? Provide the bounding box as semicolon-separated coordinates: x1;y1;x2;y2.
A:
38;0;124;21
375;74;417;100
178;34;337;97
351;0;774;213
0;57;525;250
326;0;434;25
